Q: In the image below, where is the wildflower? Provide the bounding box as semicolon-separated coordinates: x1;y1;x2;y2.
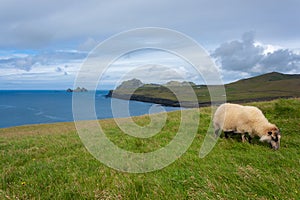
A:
21;181;26;186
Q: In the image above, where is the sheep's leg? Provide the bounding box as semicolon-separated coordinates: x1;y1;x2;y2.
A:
248;135;253;143
214;128;220;138
224;131;232;138
224;132;229;138
241;133;246;143
247;133;255;144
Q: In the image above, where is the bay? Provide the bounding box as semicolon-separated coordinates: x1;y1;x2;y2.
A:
0;90;180;128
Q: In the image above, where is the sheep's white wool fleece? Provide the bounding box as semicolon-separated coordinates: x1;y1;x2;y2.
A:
213;103;275;137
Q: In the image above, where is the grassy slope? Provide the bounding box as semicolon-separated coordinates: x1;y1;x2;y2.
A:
113;72;300;103
225;72;300;101
1;98;300;199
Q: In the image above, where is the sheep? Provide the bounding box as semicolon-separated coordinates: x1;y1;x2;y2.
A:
213;103;281;150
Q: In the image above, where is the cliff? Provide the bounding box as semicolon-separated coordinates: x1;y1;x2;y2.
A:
107;91;201;107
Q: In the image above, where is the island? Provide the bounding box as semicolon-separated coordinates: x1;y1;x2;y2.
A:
66;87;88;92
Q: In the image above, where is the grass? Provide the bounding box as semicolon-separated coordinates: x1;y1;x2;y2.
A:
1;98;300;199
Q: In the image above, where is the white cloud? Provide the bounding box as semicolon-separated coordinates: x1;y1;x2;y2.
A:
261;44;282;55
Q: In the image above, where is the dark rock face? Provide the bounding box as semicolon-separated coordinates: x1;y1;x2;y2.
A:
105;90;113;98
107;92;200;108
111;92;180;107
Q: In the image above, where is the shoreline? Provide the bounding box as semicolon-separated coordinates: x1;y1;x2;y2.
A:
107;90;295;108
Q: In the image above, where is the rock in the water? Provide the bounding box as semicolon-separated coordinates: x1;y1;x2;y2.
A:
67;87;88;92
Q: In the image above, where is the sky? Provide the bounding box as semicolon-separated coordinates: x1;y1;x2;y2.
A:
0;0;300;89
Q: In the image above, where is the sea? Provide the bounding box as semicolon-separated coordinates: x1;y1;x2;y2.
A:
0;90;180;128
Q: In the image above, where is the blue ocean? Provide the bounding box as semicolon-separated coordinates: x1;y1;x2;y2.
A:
0;90;180;128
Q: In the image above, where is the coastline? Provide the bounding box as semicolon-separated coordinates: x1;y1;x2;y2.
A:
106;72;300;108
106;90;295;108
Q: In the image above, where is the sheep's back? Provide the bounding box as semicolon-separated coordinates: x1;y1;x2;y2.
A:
214;103;266;131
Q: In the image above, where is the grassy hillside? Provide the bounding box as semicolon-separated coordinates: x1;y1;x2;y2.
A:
111;72;300;105
225;72;300;101
1;98;300;199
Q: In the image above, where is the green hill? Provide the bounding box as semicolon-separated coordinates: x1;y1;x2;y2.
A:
110;72;300;106
226;72;300;101
1;98;300;199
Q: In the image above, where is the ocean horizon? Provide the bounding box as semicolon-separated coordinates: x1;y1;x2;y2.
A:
0;90;180;128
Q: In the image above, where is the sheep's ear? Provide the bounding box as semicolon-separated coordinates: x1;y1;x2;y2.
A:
260;135;269;142
268;131;272;135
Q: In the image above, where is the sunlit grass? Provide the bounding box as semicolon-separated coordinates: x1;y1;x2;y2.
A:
1;99;299;199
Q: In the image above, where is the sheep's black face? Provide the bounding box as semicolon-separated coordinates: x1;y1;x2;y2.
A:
268;129;281;150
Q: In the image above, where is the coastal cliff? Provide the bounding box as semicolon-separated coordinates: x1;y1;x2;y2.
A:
106;90;200;107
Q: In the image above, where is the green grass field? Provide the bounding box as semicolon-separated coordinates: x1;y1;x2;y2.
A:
1;98;300;199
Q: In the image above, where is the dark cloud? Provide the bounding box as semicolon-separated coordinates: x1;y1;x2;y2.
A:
213;32;264;72
212;32;300;76
0;0;299;49
260;49;300;72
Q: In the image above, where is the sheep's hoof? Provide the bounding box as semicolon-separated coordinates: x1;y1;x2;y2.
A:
224;131;234;139
248;137;252;144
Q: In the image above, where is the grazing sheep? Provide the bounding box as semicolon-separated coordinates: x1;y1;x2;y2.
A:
213;103;281;150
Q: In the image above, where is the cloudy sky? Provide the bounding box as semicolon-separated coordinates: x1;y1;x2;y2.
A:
0;0;299;89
